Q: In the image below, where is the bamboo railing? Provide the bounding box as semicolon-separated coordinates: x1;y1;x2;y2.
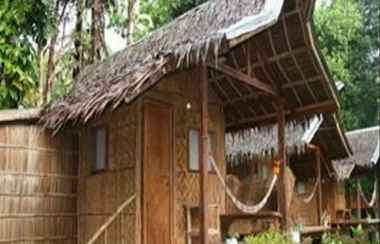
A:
86;194;136;244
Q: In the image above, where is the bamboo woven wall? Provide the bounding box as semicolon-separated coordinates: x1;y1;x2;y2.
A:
144;70;226;244
0;124;78;244
77;104;137;244
289;180;319;226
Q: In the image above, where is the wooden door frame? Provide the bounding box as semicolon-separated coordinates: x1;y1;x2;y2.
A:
141;98;175;244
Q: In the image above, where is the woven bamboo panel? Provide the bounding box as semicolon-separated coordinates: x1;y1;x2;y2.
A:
78;104;137;244
290;180;319;226
0;124;78;244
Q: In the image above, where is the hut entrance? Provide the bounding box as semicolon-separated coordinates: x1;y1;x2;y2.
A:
143;101;173;244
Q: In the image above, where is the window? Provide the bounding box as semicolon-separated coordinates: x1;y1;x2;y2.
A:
188;129;216;172
90;127;108;173
296;181;306;195
259;164;268;180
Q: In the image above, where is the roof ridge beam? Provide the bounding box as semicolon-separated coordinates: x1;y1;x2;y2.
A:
208;63;279;96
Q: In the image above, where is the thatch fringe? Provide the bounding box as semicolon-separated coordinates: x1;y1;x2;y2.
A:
226;116;320;164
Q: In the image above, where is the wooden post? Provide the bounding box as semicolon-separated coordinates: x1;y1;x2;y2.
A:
315;146;323;225
356;177;362;219
199;66;209;244
277;102;289;231
377;170;380;218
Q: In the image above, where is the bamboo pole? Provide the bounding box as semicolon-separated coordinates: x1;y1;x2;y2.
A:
86;194;136;244
199;66;209;244
277;102;289;231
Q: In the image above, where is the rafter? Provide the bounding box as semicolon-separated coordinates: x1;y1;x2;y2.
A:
208;63;279;96
226;101;338;129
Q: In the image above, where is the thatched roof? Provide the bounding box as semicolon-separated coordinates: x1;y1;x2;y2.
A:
331;160;355;181
0;108;41;124
347;126;379;167
332;126;379;179
42;0;339;132
226;113;351;164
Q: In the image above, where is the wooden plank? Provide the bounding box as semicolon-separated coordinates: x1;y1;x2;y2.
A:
208;63;279;96
143;101;172;244
277;102;289;231
199;66;209;244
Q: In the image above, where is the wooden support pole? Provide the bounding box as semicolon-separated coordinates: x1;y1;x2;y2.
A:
356;177;362;219
377;170;380;218
277;102;289;231
315;146;323;225
199;65;209;244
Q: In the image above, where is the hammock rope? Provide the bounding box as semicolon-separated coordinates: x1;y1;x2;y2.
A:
358;180;378;208
301;179;319;204
209;155;278;214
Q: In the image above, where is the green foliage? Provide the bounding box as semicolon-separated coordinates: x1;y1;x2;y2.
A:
108;0;154;42
314;0;380;130
351;224;365;238
0;0;56;108
141;0;207;28
322;232;370;244
244;231;291;244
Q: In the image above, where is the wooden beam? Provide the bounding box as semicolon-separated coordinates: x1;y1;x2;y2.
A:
208;63;279;96
277;102;289;231
226;101;338;129
199;65;209;244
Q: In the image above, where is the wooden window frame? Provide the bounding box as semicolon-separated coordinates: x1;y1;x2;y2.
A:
90;126;109;174
187;128;217;174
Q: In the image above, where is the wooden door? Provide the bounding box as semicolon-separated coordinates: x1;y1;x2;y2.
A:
143;101;172;244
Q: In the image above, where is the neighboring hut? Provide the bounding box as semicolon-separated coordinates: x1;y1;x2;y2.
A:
0;109;78;244
225;114;352;237
339;126;380;223
1;0;342;243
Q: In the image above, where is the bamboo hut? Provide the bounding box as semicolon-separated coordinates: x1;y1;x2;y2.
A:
333;126;380;228
0;109;78;244
225;113;352;238
0;0;343;243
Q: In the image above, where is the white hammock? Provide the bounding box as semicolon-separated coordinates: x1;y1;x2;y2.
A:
209;155;278;214
358;180;378;208
301;179;319;204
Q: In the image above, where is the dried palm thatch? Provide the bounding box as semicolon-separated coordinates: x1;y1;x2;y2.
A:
42;0;339;134
41;0;266;130
226;121;310;163
226;114;351;164
333;126;379;178
346;126;379;167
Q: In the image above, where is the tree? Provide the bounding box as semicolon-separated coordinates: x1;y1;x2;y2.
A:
0;0;55;108
314;0;380;130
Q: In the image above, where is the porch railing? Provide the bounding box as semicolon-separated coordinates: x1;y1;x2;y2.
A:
86;194;136;244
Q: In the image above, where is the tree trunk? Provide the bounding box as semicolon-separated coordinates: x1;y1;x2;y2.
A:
73;0;84;79
44;0;68;104
91;0;106;63
126;0;140;45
